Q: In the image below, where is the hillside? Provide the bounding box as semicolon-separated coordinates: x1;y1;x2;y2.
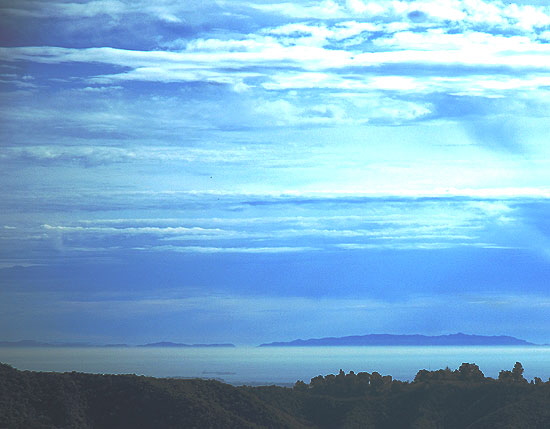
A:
1;362;550;428
0;363;308;428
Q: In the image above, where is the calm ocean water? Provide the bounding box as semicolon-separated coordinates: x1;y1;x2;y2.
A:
0;346;548;386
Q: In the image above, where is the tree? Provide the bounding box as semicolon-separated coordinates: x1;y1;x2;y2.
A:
457;363;485;382
414;369;431;383
370;372;384;388
512;362;526;383
498;370;514;383
293;380;308;391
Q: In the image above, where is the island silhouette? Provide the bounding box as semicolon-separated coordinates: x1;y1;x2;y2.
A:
259;332;535;347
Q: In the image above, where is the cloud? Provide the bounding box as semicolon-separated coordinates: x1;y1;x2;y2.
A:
6;288;550;343
248;0;345;19
2;0;125;18
140;245;319;254
1;1;549;134
1;0;549;348
1;17;548;96
21;195;544;259
0;261;44;269
249;0;550;33
55;293;431;317
1;145;265;167
0;0;212;21
42;224;230;236
335;241;497;250
3;30;548;71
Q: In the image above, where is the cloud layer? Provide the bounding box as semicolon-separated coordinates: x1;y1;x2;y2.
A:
1;0;549;344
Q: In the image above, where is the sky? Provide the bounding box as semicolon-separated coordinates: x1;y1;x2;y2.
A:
0;0;549;345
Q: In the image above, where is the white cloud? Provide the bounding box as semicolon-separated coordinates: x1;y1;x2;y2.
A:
262;72;361;90
253;98;351;125
1;145;264;165
90;66;251;88
505;3;550;29
249;0;344;19
251;0;550;34
465;293;550;309
0;261;44;269
43;224;231;236
336;241;484;250
2;26;548;100
265;23;334;47
8;29;546;71
345;0;387;16
5;0;550;36
142;245;319;254
30;195;528;255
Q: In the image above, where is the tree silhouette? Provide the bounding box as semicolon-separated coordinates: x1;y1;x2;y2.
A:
457;363;485;382
512;361;527;383
498;362;528;384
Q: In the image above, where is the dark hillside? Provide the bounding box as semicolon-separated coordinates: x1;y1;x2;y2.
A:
1;362;549;428
0;363;309;428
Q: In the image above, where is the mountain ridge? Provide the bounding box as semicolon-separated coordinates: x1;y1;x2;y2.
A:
0;340;235;348
0;334;537;348
259;333;535;347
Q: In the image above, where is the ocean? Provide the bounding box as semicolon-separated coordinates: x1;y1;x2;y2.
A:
1;346;548;386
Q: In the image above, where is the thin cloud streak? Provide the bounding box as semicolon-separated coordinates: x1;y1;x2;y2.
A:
139;245;320;254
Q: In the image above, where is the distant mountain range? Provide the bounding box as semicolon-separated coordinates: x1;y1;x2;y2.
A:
259;333;535;347
0;334;537;348
0;340;235;348
0;340;94;348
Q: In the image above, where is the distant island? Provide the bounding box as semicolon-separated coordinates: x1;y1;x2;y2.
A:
0;340;235;348
0;334;536;348
0;340;94;348
259;333;535;347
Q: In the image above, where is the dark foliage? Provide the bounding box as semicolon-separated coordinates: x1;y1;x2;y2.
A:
0;363;308;428
1;362;550;428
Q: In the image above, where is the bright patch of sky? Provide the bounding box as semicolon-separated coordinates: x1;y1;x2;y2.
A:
0;0;549;344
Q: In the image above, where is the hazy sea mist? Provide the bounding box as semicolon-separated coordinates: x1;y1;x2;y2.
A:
1;346;548;386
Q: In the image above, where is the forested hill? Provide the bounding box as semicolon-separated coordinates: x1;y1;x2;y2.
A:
0;363;307;428
2;362;550;428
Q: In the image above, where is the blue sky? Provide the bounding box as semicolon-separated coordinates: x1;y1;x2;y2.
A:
1;0;549;344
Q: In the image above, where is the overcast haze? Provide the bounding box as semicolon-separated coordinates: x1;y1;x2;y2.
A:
1;0;549;344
